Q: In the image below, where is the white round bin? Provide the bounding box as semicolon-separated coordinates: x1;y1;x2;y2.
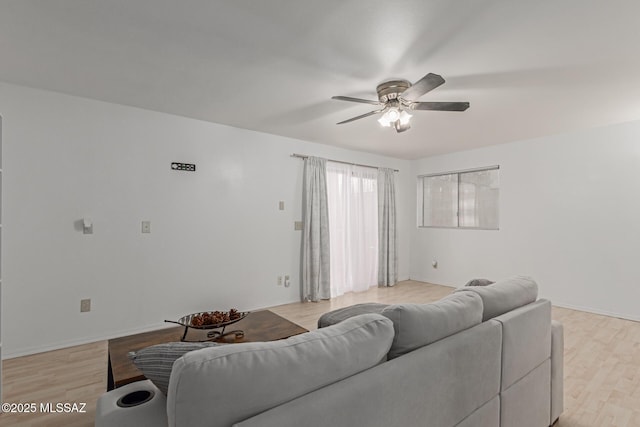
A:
95;380;167;427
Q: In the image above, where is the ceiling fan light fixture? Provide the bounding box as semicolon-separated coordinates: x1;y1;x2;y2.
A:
394;120;411;133
386;108;400;122
377;115;392;127
377;109;393;127
378;107;404;127
379;108;412;129
399;110;412;125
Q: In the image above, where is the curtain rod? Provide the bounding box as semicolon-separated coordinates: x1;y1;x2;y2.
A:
290;154;399;172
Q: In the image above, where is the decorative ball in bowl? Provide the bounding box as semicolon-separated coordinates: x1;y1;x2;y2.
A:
187;309;247;328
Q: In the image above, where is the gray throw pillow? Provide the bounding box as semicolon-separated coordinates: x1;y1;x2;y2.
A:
317;302;389;328
129;341;221;394
465;278;495;287
455;275;538;321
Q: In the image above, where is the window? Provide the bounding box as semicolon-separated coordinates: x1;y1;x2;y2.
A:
418;166;499;229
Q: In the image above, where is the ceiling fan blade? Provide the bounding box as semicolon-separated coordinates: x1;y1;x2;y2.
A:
401;73;446;100
411;101;470;111
336;109;383;124
331;96;380;105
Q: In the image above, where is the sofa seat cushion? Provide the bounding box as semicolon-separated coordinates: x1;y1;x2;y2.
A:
317;302;389;328
128;341;221;395
381;292;483;359
455;275;538;321
167;313;394;427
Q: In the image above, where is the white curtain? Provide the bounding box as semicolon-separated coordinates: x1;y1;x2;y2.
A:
326;162;378;297
378;168;397;286
301;157;331;302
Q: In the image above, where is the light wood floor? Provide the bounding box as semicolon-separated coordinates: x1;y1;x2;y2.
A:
1;280;639;426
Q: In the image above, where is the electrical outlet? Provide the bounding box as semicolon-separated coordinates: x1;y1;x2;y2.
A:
142;221;151;233
83;218;93;234
284;275;291;288
80;299;91;313
277;276;283;286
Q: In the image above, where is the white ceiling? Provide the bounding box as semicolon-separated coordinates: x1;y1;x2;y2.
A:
2;1;640;160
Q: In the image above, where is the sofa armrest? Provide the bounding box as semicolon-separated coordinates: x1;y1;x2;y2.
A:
551;320;564;424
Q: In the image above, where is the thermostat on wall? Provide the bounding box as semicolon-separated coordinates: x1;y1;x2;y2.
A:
171;162;196;171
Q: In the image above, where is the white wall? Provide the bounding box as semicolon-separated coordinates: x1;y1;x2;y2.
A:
410;121;640;321
0;82;411;358
14;76;639;358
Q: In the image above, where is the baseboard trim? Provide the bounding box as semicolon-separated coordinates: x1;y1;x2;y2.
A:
552;301;640;323
6;284;637;359
2;322;176;359
3;301;302;360
408;278;640;323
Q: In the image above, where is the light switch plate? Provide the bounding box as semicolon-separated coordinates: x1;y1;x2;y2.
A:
142;221;151;233
294;221;303;231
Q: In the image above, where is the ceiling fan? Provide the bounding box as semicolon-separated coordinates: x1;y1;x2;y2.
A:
332;73;469;133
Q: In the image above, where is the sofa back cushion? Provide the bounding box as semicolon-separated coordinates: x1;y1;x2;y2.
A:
381;291;483;359
455;275;538;321
166;313;394;427
233;320;503;427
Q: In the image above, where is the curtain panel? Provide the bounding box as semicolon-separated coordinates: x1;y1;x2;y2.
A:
326;162;378;297
301;157;331;301
378;168;397;286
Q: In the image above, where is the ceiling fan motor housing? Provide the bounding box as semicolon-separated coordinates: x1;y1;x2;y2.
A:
376;80;411;103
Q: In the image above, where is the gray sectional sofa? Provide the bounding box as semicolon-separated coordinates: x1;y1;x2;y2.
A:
96;276;563;427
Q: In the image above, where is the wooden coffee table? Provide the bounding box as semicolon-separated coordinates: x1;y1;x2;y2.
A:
107;310;308;390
